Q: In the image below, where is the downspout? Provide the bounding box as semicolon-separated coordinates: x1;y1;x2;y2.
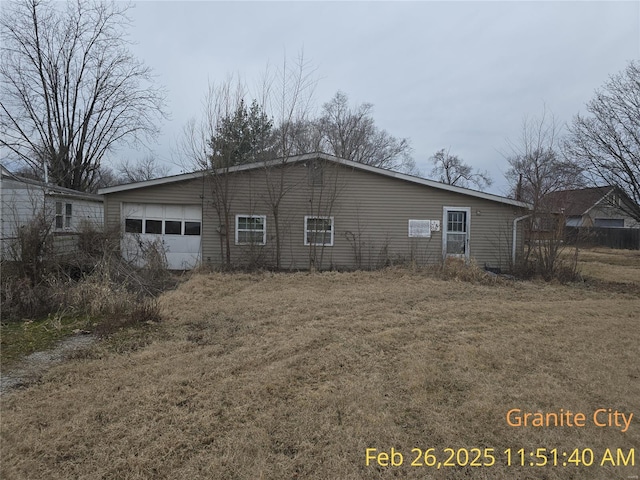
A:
512;214;531;266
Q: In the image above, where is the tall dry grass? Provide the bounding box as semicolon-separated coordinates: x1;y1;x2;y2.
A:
1;263;638;479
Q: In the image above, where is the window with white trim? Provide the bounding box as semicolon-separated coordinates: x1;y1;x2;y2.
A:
235;215;266;245
55;201;72;229
304;216;334;246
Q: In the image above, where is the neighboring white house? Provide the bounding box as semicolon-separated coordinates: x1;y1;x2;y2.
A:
1;165;104;260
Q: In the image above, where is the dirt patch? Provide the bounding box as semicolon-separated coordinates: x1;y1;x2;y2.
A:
0;332;97;395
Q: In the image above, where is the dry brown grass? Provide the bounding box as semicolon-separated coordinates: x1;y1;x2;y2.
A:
1;265;639;479
576;247;640;285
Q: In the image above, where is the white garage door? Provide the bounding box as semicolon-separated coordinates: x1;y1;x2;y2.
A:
122;203;202;270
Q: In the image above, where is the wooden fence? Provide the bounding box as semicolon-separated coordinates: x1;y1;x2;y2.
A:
565;227;640;250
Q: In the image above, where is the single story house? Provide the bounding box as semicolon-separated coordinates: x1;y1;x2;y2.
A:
544;186;639;229
1;164;104;259
99;153;531;271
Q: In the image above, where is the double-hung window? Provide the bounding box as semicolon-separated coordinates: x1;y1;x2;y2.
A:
55;202;72;229
304;216;334;246
235;215;266;245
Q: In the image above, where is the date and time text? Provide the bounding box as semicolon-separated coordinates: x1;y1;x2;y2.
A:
365;408;636;469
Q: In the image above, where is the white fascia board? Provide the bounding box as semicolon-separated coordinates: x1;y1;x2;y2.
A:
583;187;615;215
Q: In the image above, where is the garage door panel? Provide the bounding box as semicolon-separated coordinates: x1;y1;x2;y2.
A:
164;205;184;219
122;203;201;270
184;205;201;220
145;204;164;218
123;203;143;217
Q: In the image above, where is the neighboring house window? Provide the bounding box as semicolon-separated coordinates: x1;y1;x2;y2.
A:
55;202;72;229
305;216;334;246
594;218;624;228
65;203;72;228
236;215;266;245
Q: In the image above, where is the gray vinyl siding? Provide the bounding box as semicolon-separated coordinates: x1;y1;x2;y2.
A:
103;161;526;270
302;163;522;270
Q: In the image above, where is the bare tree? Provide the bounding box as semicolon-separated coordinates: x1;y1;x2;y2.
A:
504;109;583;208
565;60;640;222
0;0;167;192
116;156;171;184
429;148;492;190
93;165;120;190
503;108;582;279
186;79;245;267
261;52;318;269
317;91;415;173
181;78;276;267
276;119;323;156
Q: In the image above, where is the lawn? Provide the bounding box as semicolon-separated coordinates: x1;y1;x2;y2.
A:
1;253;639;479
575;247;640;285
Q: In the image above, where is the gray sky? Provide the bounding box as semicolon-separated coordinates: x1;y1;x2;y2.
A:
116;0;640;196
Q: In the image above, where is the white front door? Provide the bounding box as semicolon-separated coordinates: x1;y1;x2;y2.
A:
442;207;470;262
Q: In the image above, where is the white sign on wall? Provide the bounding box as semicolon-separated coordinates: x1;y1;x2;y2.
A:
430;220;440;232
408;219;431;238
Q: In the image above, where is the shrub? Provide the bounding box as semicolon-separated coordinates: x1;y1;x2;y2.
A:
514;243;581;282
432;258;506;285
1;220;170;330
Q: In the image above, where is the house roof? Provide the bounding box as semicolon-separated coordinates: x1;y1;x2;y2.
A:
544;186;616;216
98;152;530;209
1;164;103;202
